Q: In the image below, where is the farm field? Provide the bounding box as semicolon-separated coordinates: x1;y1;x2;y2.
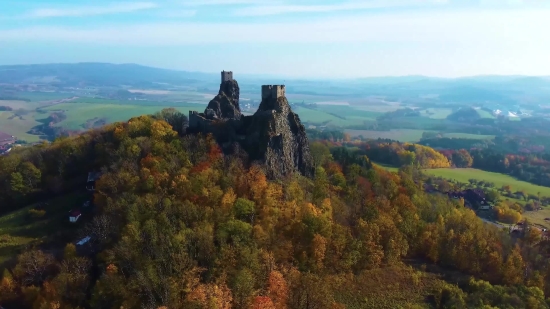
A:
345;129;432;142
40;102;207;130
0;110;42;142
423;168;550;198
345;129;496;143
0;99;43;110
443;133;495;140
423;108;453;119
476;109;496;119
294;106;367;127
16;91;76;102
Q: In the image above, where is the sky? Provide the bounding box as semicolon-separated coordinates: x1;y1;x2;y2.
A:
0;0;549;78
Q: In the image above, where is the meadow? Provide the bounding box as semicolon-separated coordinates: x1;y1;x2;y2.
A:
293;105;378;127
423;168;550;197
345;129;495;143
0;192;87;265
15;91;76;102
476;109;496;119
373;162;400;173
41;102;207;130
0;110;43;142
345;129;431;142
442;133;495;140
423;108;453;119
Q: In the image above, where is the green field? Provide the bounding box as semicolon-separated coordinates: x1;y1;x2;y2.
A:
521;208;550;229
476;109;496;119
442;133;495;140
41;102;206;130
423;168;550;197
423;108;453;119
345;129;433;142
294;106;368;127
373;162;399;172
0;193;86;265
0;100;43;110
17;91;76;102
0;111;42;142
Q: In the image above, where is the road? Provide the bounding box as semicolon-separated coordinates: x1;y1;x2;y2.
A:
479;217;507;229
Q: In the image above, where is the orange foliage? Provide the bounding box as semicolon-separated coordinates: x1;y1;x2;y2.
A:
267;271;288;309
251;296;276;309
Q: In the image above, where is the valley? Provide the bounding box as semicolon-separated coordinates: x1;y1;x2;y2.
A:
3;64;550;308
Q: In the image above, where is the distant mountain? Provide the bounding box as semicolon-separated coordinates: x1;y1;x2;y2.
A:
1;63;550;106
0;63;217;87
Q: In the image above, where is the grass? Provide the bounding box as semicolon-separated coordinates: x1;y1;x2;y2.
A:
0;111;42;142
0;100;43;110
442;133;495;140
423;168;550;198
476;109;496;119
345;129;433;143
373;162;400;173
521;208;550;229
40;102;206;130
423;108;453;119
0;192;88;265
17;92;75;102
294;106;367;127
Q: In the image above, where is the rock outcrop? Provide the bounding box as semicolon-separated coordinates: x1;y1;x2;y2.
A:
188;72;314;179
204;79;241;120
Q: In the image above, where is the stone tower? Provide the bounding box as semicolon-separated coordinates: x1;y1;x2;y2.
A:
221;70;233;83
261;85;286;100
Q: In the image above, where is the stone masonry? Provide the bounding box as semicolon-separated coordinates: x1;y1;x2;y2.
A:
261;85;286;100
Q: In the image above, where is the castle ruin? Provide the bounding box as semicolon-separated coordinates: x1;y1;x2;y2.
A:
187;70;314;179
221;70;233;83
261;85;286;100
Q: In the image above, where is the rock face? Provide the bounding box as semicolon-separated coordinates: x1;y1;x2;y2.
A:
204;79;241;120
243;95;314;179
188;72;314;179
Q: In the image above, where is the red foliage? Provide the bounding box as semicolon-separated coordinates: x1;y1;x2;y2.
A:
190;161;211;174
356;176;375;199
140;154;159;170
208;144;223;162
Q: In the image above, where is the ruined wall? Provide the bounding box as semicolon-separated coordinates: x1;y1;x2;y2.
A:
221;71;233;83
261;85;286;100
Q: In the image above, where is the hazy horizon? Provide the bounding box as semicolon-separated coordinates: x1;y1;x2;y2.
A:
1;0;549;79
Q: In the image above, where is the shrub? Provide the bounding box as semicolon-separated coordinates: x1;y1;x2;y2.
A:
27;209;46;219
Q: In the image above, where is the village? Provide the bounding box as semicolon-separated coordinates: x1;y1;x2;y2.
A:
0;132;16;155
424;183;549;238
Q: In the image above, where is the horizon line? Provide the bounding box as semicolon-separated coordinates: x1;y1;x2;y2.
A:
1;61;549;81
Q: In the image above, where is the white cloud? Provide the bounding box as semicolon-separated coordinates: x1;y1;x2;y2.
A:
24;2;158;18
0;8;547;49
233;0;449;16
179;0;276;6
159;10;197;18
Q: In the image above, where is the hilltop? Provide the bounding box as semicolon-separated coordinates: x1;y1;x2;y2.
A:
187;71;314;179
1;95;550;308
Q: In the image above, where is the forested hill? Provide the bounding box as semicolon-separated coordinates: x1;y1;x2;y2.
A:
1;110;550;308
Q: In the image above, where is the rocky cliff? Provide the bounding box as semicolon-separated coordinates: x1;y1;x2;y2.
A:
203;79;241;120
188;73;314;179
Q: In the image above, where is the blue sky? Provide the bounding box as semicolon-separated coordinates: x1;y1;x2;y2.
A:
0;0;549;78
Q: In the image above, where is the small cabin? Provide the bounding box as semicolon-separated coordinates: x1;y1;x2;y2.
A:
69;210;82;223
86;172;102;191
